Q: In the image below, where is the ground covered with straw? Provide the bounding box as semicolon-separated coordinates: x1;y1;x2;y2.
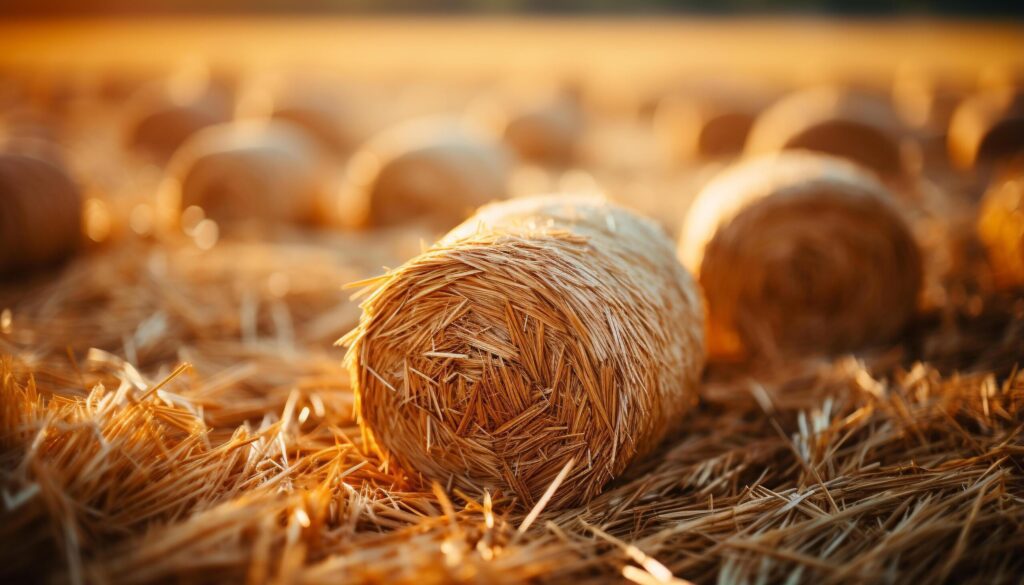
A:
1;208;1022;584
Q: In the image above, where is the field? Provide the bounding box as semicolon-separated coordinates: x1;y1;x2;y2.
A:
1;17;1023;585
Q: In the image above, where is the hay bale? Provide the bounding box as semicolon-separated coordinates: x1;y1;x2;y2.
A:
344;194;705;509
978;161;1024;289
345;119;511;230
653;79;778;160
947;90;1024;170
501;97;584;167
0;153;81;275
891;66;966;131
162;121;323;226
678;152;922;359
123;81;233;162
746;86;906;177
272;92;360;156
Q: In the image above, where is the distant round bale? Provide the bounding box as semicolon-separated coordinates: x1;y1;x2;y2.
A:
947;90;1024;170
345;194;705;509
0;153;81;275
746;86;906;178
654;79;778;160
345;119;512;230
163;121;323;226
123;81;233;162
271;92;360;156
679;152;922;359
977;161;1024;289
501;97;584;166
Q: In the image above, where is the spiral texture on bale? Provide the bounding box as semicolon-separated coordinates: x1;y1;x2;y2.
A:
746;86;905;177
978;162;1024;289
679;152;922;359
0;153;81;275
347;119;511;229
164;121;322;225
948;90;1024;170
344;194;705;509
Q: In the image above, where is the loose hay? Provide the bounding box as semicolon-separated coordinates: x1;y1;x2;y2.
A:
0;210;1021;583
344;194;705;509
679;152;923;360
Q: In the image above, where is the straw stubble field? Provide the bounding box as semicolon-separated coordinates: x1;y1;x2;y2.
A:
1;17;1023;585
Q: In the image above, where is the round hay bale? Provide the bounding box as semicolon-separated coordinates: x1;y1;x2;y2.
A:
501;98;583;166
653;79;778;160
123;82;233;162
163;121;323;226
947;90;1024;170
978;161;1024;289
678;152;922;359
746;86;906;177
0;153;81;275
272;93;359;156
891;66;966;131
344;194;705;509
346;119;511;230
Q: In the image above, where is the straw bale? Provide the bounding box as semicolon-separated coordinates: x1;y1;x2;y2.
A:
344;194;705;509
162;121;324;226
746;86;906;177
345;119;512;229
947;89;1024;170
0;152;81;275
679;152;922;359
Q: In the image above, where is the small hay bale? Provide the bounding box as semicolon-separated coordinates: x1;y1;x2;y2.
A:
344;119;511;230
161;121;323;226
891;66;966;131
271;92;360;156
344;194;705;509
678;152;922;360
0;152;81;275
501;97;584;167
947;89;1024;170
978;161;1024;289
653;79;778;160
123;81;233;162
746;86;906;177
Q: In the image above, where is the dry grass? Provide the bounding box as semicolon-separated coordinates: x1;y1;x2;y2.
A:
1;194;1021;584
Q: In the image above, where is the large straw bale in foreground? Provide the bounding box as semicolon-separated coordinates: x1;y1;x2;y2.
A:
679;152;922;359
344;195;705;509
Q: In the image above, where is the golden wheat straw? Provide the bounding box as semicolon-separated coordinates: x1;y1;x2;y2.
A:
344;194;705;509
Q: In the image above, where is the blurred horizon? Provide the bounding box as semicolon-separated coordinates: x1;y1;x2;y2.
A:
1;0;1021;17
